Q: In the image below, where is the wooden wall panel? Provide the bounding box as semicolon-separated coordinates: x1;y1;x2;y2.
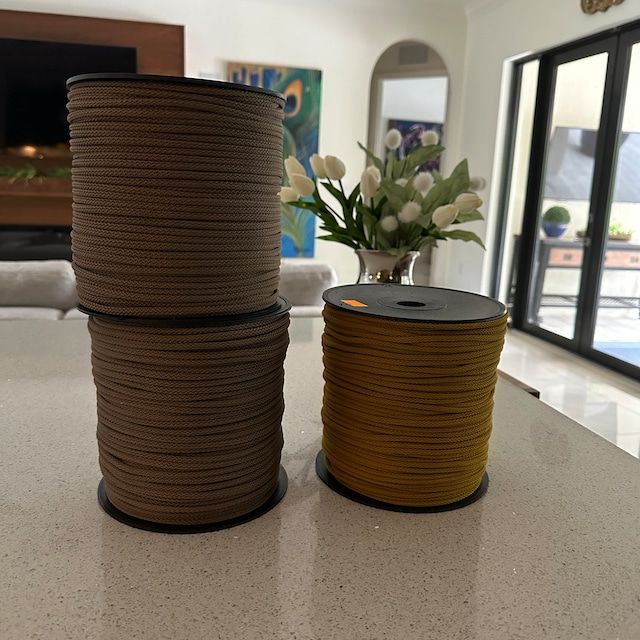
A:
0;10;184;76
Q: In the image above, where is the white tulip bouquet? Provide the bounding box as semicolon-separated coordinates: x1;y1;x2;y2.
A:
280;128;485;257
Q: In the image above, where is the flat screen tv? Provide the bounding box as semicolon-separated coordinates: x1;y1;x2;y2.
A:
0;38;136;149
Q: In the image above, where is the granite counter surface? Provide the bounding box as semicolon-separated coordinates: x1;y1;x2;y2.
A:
1;318;639;639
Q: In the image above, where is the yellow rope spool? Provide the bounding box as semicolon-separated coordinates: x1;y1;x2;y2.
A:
320;284;508;508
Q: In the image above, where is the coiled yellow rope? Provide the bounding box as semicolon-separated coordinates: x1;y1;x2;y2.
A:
89;312;289;525
67;79;285;317
321;304;508;507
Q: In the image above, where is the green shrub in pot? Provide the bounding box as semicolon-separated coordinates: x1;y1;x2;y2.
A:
542;206;571;238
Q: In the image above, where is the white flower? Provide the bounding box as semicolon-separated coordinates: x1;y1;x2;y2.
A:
469;176;487;191
324;155;346;180
289;173;315;197
366;165;381;182
432;204;459;229
360;166;381;201
279;186;298;204
413;171;434;194
310;154;327;178
284;155;306;181
398;201;422;224
384;128;402;150
454;192;483;214
420;130;439;146
380;215;399;233
395;178;408;187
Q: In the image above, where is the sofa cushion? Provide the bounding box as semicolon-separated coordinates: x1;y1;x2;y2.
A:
279;261;338;307
63;308;86;320
289;305;324;318
0;260;78;310
0;307;63;320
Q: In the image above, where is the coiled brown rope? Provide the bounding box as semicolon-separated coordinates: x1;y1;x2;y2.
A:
321;304;508;507
89;312;290;525
67;78;285;316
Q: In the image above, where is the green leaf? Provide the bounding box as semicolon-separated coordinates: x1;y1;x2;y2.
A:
453;210;484;224
322;181;357;234
287;199;320;211
447;159;471;200
440;229;486;249
393;158;407;180
402;145;444;176
379;181;406;211
356;203;378;246
347;183;361;211
424;225;446;238
419;159;472;217
357;142;384;174
317;234;359;249
420;180;451;216
375;231;391;250
290;200;333;225
322;181;347;208
385;151;396;179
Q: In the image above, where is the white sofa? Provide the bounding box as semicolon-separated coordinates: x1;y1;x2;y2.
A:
279;260;338;317
0;260;78;320
0;259;338;319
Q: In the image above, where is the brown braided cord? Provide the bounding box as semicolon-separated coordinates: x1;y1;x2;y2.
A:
321;305;508;508
67;79;285;316
88;312;290;525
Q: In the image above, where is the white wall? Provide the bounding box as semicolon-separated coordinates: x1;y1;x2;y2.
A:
0;0;468;285
449;0;640;295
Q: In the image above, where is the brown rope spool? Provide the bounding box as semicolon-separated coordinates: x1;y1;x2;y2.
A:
318;284;508;510
88;304;290;526
67;74;285;317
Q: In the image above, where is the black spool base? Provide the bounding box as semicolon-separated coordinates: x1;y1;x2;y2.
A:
97;466;288;534
315;450;488;513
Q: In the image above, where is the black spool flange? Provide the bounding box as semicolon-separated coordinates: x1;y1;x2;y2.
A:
315;451;488;513
98;466;288;534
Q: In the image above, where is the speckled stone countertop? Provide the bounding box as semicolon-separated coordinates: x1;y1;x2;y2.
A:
1;318;639;640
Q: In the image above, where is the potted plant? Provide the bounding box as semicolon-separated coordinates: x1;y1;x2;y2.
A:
608;221;633;242
279;129;484;284
542;206;571;238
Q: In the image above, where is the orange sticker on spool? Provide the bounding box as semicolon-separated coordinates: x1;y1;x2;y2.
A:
341;299;368;307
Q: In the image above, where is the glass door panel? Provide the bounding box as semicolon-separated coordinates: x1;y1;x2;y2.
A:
592;43;640;367
526;53;609;340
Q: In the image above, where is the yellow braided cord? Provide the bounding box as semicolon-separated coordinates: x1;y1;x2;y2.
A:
321;304;508;507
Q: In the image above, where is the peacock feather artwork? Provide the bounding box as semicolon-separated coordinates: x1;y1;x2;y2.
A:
227;62;322;257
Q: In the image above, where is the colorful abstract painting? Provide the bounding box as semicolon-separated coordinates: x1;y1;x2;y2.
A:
387;119;444;173
227;62;322;257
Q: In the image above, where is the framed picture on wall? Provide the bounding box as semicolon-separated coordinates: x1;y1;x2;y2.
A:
387;119;444;172
227;62;322;257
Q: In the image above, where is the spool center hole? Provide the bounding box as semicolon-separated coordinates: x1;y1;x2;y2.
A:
397;300;426;307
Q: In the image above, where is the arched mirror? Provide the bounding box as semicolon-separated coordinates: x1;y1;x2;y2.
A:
367;41;449;284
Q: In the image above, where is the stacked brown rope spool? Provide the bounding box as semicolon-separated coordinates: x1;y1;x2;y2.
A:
316;284;508;511
67;73;289;530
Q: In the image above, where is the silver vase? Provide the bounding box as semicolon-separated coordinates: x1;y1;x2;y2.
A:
356;250;420;285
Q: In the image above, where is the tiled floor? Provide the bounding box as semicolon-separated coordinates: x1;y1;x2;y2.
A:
536;308;640;364
499;329;640;458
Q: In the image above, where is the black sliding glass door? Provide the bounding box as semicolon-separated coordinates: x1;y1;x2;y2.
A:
591;36;640;369
504;22;640;379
